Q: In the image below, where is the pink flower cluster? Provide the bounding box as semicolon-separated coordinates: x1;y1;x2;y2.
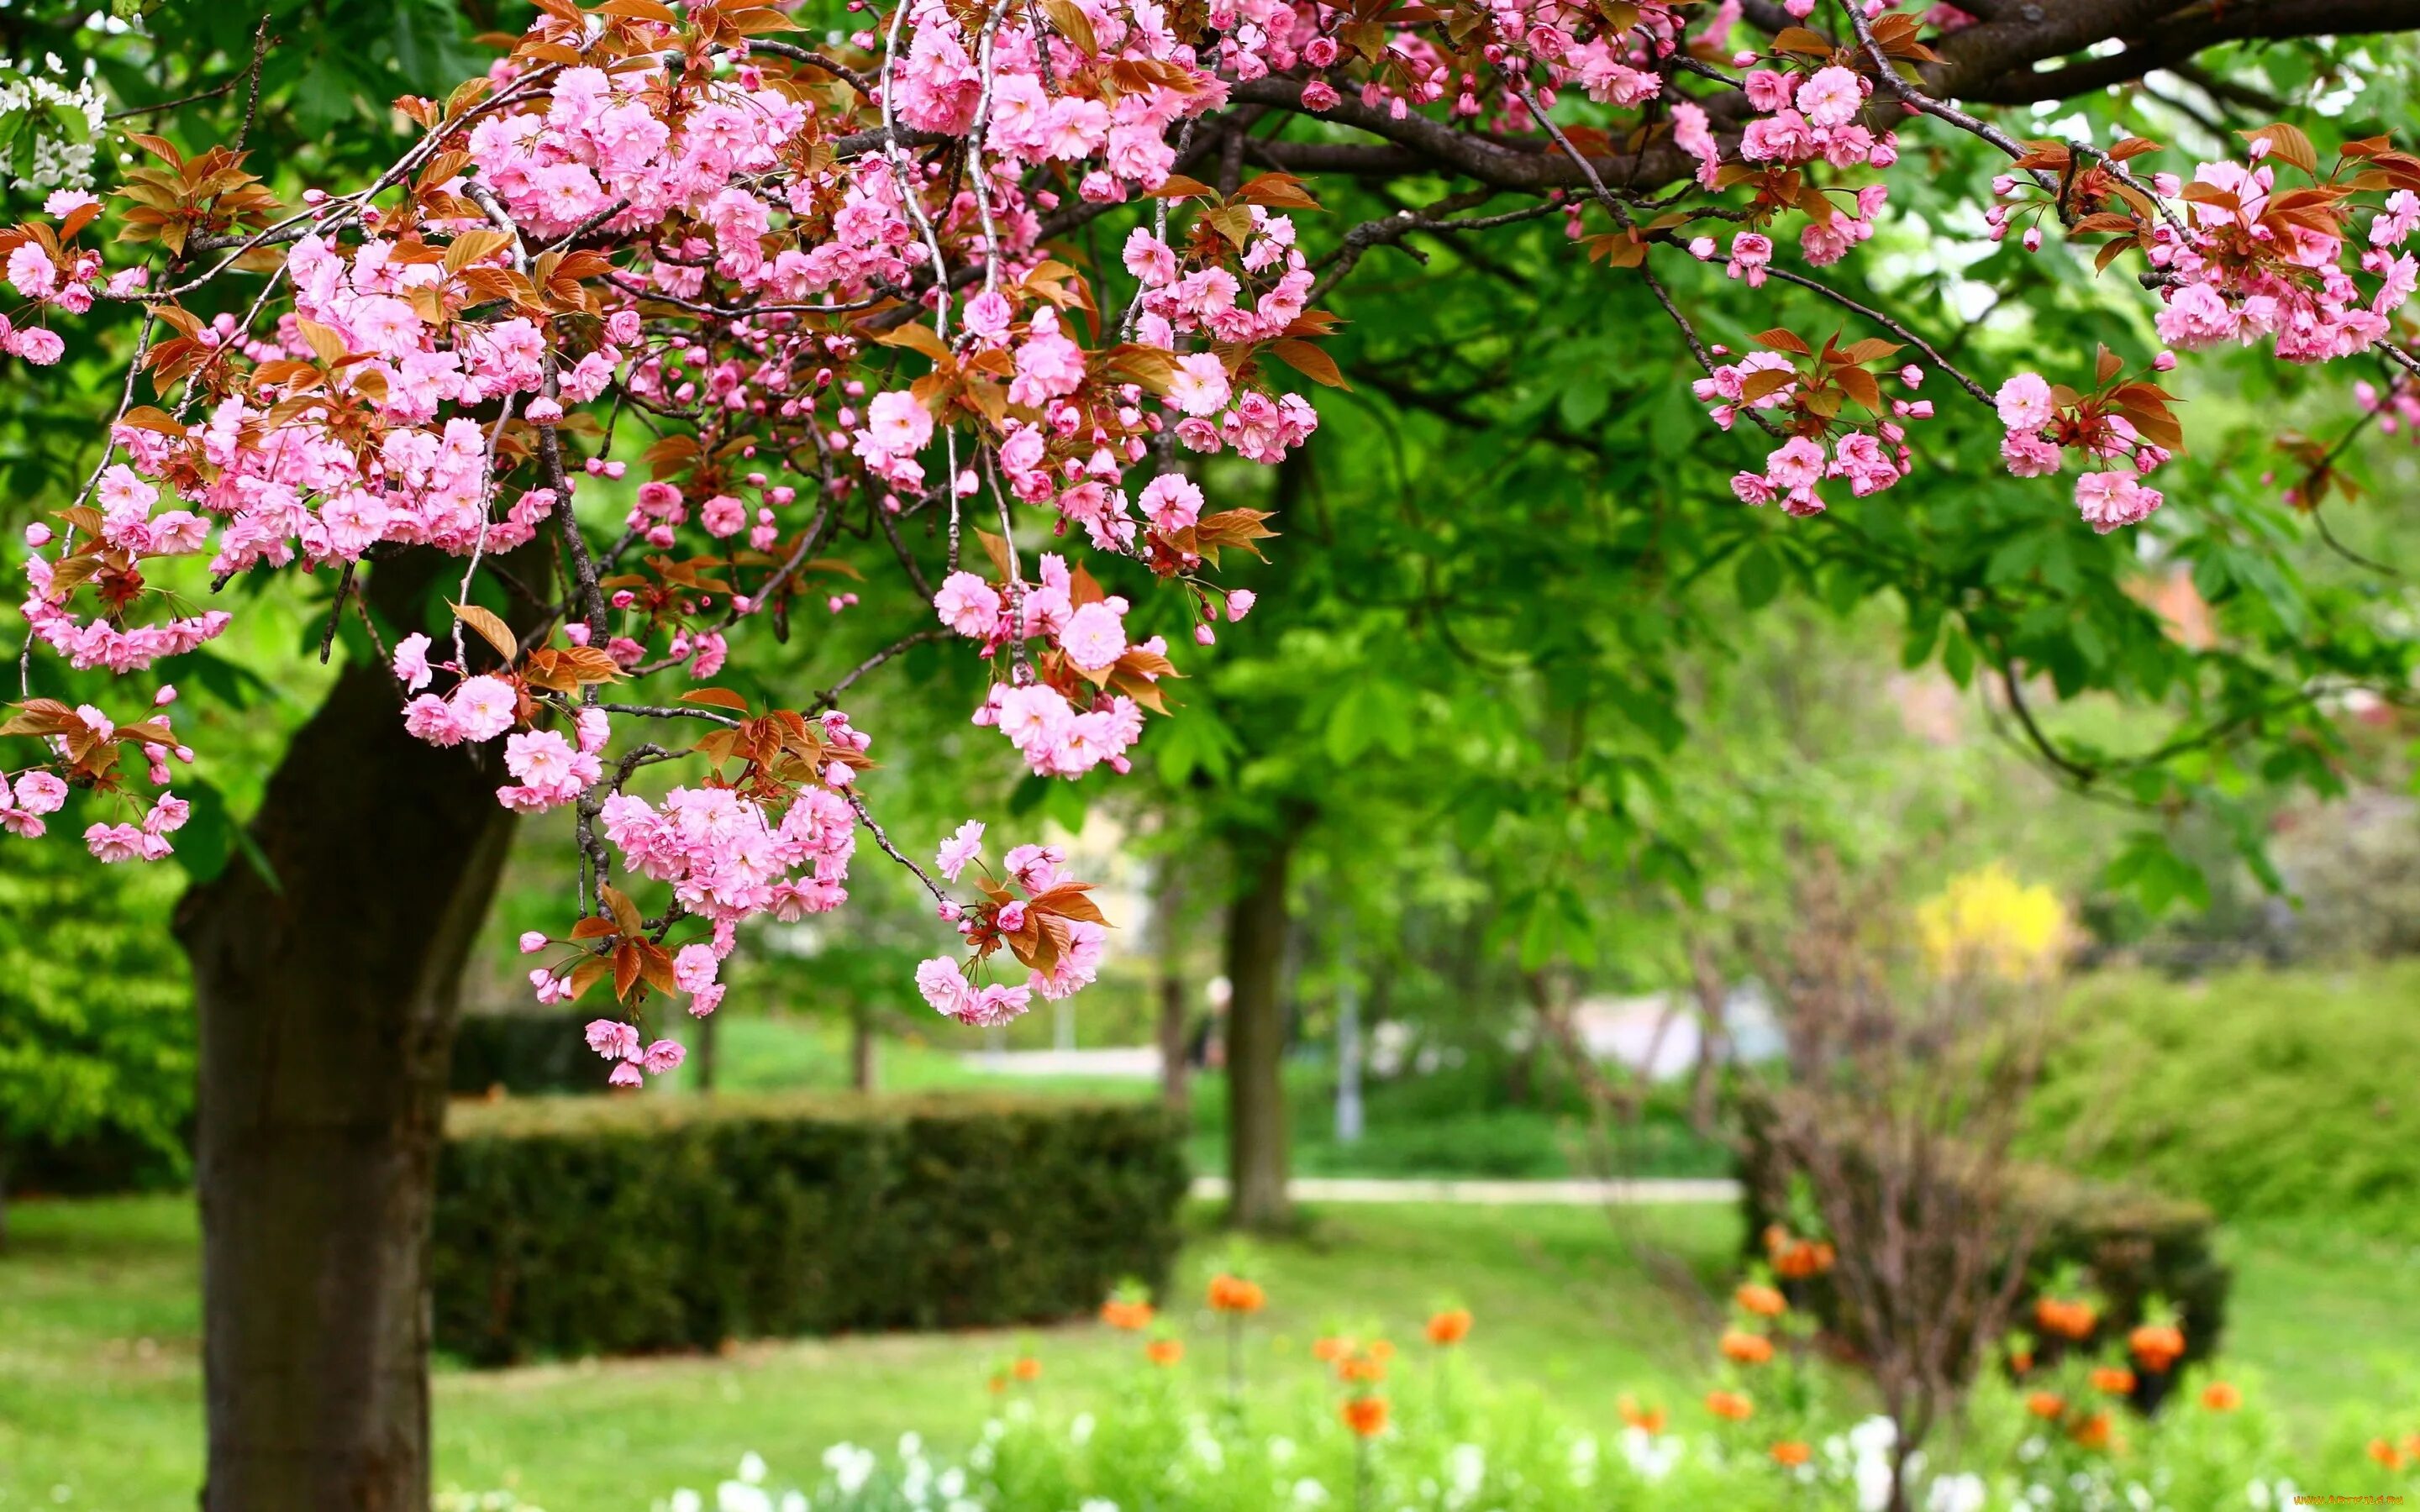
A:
1993;370;2170;534
582;1017;687;1088
914;822;1107;1027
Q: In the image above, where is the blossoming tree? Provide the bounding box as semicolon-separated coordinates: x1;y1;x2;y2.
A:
2;0;2417;1502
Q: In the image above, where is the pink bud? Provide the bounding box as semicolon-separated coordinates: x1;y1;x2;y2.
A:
24;522;51;548
2152;351;2177;372
154;685;178;706
2022;228;2043;252
518;931;548;953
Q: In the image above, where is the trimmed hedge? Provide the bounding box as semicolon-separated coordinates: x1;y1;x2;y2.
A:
448;1010;603;1096
432;1091;1189;1365
1739;1131;2230;1379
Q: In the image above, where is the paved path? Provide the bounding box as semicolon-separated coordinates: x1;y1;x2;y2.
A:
1186;1175;1739;1205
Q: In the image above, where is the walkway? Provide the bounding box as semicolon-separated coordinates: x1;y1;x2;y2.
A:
1186;1175;1740;1205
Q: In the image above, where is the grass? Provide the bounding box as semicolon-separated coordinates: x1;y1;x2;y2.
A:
0;1192;1740;1508
8;1192;2419;1509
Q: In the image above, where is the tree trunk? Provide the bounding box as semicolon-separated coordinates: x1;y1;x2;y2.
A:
1151;863;1189;1115
174;559;521;1512
1223;832;1293;1231
694;1006;719;1093
850;1010;877;1093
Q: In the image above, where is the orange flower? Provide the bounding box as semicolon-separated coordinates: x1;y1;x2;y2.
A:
2200;1380;2242;1413
2007;1347;2034;1375
1101;1299;1155;1331
2026;1391;2067;1420
1341;1395;1391;1438
1207;1274;1265;1314
1426;1309;1474;1346
1735;1283;1787;1318
1010;1355;1041;1381
1719;1328;1776;1366
1312;1335;1353;1363
2367;1438;2406;1470
1618;1394;1667;1435
1336;1347;1388;1383
1769;1440;1812;1467
2090;1366;2137;1395
1144;1337;1185;1368
987;1372;1007;1394
1705;1389;1754;1422
2033;1297;2098;1341
2128;1322;2185;1373
1774;1240;1835;1280
2070;1412;2114;1452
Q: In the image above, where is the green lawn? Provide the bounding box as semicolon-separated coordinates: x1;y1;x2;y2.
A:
0;1194;1745;1509
7;1192;2416;1508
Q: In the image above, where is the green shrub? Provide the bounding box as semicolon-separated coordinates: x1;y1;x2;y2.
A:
1739;1132;2231;1373
447;1011;604;1097
431;1091;1189;1365
2030;964;2420;1239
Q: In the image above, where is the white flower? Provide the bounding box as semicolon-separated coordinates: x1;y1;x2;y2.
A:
713;1483;771;1512
1070;1412;1095;1446
1291;1479;1329;1505
1927;1473;1987;1512
671;1493;703;1512
1079;1501;1120;1512
736;1452;765;1485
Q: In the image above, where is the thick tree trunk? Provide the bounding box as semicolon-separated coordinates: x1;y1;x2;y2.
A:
1223;832;1294;1231
174;562;519;1512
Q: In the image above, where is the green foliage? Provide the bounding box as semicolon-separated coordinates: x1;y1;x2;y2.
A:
430;1092;1189;1364
2031;964;2420;1239
0;838;192;1196
447;1011;602;1098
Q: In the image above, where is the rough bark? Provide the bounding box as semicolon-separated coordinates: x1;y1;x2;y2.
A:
1223;832;1294;1231
174;555;520;1512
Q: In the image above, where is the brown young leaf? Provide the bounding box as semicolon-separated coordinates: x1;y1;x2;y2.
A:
1265;338;1349;390
1752;328;1812;355
680;686;753;712
566;958;612;1000
601;884;646;940
450;601;520;663
2238;123;2318;176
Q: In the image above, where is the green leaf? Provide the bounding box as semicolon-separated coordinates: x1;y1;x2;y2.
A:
1735;544;1782;610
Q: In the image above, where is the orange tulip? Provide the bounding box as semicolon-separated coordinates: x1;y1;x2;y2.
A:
1145;1337;1185;1367
1336;1348;1387;1383
1312;1335;1353;1362
2200;1380;2242;1413
1426;1308;1473;1346
1100;1299;1155;1331
1618;1395;1667;1435
1705;1389;1754;1422
1207;1274;1265;1313
1011;1355;1041;1381
2128;1321;2185;1373
1719;1328;1776;1366
1769;1440;1812;1467
2070;1412;2114;1452
1735;1283;1787;1318
1341;1395;1391;1437
2090;1366;2137;1395
2026;1391;2067;1420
